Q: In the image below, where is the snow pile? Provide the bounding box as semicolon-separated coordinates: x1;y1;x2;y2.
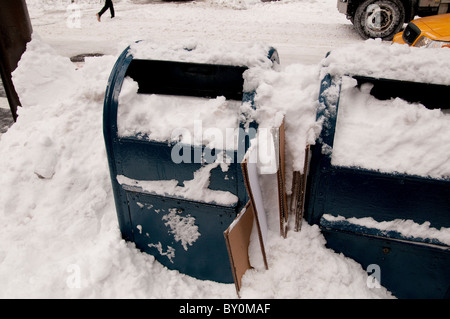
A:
321;39;450;85
253;64;321;173
242;224;385;298
332;78;450;179
0;34;395;298
118;78;242;148
240;174;391;299
118;40;279;150
10;34;82;108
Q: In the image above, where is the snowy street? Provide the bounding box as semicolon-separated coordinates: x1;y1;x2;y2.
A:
27;0;360;65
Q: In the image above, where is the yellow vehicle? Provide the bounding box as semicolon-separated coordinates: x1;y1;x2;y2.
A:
337;0;450;40
393;13;450;47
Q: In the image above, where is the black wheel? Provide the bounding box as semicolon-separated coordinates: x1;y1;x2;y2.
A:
353;0;405;40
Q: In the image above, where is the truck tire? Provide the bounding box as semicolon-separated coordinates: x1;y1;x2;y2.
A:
354;0;405;40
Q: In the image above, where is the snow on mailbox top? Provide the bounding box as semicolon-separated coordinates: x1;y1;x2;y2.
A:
128;40;276;70
117;40;278;148
321;39;450;86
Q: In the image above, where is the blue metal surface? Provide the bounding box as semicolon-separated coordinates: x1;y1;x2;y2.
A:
304;73;450;298
320;216;449;247
103;44;279;283
321;228;450;299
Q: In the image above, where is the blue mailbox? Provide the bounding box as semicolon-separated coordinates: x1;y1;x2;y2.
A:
103;42;279;283
305;73;450;298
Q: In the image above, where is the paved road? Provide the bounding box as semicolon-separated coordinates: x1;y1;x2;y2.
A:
0;77;14;135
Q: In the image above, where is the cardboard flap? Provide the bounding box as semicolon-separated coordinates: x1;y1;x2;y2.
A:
247;116;288;237
223;202;254;297
275;118;288;238
290;145;310;232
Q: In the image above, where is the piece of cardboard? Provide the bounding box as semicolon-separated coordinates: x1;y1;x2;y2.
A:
290;145;310;232
290;170;302;232
243;117;287;238
224;117;288;297
275;118;288;238
223;202;254;297
241;159;269;270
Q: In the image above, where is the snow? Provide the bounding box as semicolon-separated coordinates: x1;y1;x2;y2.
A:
162;208;201;252
118;78;243;147
332;77;450;179
117;161;239;206
129;40;275;68
321;38;450;85
1;0;449;299
25;0;361;66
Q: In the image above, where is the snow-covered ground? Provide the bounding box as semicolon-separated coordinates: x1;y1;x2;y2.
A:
0;0;449;299
26;0;360;65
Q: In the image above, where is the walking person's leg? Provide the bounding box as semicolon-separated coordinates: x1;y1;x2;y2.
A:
108;0;115;18
96;1;109;21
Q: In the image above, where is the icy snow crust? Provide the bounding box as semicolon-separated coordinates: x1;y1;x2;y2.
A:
1;0;449;299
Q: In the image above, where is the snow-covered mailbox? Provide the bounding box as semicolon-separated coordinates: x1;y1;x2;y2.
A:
305;72;450;298
103;41;279;283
